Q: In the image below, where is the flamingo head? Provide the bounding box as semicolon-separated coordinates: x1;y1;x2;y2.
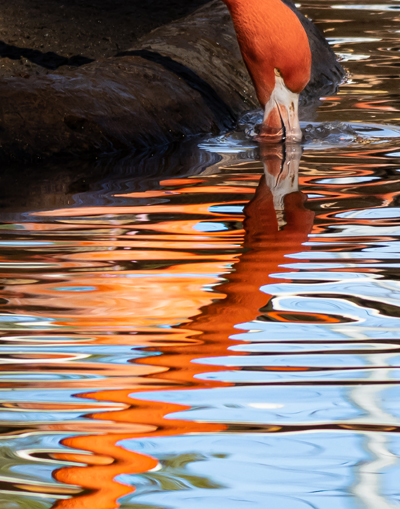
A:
224;0;312;142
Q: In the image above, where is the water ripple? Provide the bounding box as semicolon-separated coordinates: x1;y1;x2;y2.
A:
2;1;400;508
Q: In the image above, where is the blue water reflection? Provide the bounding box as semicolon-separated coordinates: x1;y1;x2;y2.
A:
119;432;368;509
3;0;400;507
132;384;400;425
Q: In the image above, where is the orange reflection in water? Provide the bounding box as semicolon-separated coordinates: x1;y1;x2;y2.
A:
4;146;317;509
354;99;399;112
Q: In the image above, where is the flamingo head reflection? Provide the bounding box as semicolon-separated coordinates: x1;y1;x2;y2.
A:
244;142;314;246
260;143;302;230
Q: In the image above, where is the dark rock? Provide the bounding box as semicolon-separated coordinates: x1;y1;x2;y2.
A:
0;0;344;162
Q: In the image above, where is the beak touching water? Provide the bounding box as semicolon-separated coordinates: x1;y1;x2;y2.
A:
257;73;302;143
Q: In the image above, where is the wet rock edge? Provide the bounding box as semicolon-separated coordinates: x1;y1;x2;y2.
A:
0;0;344;163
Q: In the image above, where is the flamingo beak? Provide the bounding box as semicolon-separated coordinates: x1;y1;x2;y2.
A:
257;74;302;143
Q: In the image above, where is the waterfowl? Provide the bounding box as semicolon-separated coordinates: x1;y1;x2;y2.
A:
223;0;317;142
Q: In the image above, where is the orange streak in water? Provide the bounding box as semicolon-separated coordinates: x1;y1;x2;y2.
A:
14;163;317;509
354;100;399;111
53;433;158;509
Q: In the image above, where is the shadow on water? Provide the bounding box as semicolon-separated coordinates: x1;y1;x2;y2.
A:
0;140;223;219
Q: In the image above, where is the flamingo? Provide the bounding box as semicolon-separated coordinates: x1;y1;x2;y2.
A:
223;0;333;142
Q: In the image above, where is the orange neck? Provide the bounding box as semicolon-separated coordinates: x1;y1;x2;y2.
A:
223;0;311;106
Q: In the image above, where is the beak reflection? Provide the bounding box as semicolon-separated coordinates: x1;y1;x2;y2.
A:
260;142;302;230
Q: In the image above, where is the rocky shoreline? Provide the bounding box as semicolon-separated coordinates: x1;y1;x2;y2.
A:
0;0;343;162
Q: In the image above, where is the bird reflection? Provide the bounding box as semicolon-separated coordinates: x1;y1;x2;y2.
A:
232;140;314;322
181;141;316;370
261;143;301;230
50;142;316;509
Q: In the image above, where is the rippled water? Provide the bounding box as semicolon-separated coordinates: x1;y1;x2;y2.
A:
2;1;400;508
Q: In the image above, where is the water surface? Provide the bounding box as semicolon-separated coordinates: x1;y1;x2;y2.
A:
2;1;400;508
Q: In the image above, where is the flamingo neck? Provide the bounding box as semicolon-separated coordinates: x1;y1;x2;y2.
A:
223;0;311;106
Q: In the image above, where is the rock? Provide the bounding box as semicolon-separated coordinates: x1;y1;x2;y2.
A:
0;0;344;162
